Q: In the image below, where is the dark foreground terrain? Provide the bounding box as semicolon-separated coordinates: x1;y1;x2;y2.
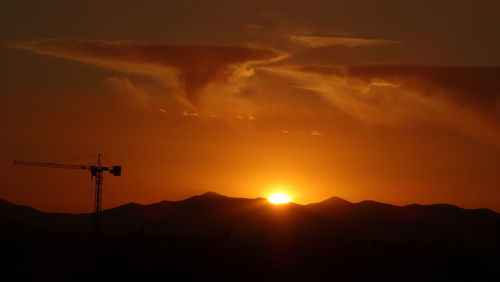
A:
2;192;499;281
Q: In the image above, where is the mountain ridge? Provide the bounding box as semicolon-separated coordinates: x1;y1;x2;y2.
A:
1;192;499;247
1;192;498;216
3;192;499;281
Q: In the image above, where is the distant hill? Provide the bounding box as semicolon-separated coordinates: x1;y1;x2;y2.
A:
1;192;499;246
2;193;500;281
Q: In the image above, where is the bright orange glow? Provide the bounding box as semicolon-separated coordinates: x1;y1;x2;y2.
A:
268;193;292;204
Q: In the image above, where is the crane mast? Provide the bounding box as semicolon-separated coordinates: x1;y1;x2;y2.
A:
13;153;121;233
93;153;104;232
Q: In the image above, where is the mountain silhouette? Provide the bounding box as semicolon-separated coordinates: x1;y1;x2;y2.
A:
1;193;498;246
2;193;500;281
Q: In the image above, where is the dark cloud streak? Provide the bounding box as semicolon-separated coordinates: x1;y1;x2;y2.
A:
264;64;500;143
6;39;286;104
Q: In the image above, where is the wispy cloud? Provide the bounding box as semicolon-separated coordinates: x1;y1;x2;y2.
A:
6;39;286;105
182;110;200;117
106;76;153;110
288;35;402;48
6;39;500;144
263;65;500;143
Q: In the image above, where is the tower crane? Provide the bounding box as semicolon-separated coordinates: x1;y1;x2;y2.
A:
13;153;121;233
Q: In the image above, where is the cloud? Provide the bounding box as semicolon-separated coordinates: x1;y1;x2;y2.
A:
106;76;153;110
263;65;500;143
182;110;200;117
280;129;326;137
288;35;402;48
6;39;500;143
6;39;286;107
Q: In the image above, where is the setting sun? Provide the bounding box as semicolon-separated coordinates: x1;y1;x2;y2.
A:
268;193;292;204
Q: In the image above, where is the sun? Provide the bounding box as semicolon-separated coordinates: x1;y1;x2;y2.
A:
268;193;292;204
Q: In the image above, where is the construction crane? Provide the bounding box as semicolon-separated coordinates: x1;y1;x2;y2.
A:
13;153;121;233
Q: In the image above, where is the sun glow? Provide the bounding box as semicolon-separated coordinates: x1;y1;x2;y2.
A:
268;193;292;204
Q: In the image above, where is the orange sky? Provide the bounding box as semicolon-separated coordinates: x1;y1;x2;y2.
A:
1;0;499;213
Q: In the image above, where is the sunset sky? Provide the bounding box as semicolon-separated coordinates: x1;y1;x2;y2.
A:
1;0;499;213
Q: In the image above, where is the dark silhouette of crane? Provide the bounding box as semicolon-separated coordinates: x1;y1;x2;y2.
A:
13;153;121;233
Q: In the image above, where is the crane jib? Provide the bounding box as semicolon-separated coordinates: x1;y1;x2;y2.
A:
13;161;121;177
12;154;122;234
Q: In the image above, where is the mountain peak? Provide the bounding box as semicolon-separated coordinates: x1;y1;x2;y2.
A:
183;191;228;201
320;196;352;205
199;191;225;198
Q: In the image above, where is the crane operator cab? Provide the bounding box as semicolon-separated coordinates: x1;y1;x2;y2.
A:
90;165;121;176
